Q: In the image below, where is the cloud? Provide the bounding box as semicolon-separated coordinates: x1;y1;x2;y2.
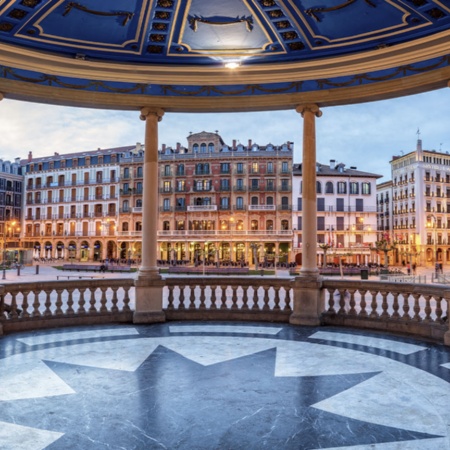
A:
0;88;448;182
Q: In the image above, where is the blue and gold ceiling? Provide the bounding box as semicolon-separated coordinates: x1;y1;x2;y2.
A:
0;0;449;110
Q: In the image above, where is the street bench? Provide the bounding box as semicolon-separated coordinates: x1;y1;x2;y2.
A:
62;264;132;273
167;266;249;275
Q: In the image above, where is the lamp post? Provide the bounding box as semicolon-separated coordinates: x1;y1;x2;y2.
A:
426;214;437;271
2;220;20;280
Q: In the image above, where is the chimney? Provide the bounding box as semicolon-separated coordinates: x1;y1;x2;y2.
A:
330;159;336;169
248;139;252;149
54;152;59;156
162;143;166;152
28;151;33;162
232;139;237;149
176;142;181;152
136;142;142;152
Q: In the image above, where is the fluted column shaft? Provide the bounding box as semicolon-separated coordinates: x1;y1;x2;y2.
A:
138;107;164;279
296;104;322;275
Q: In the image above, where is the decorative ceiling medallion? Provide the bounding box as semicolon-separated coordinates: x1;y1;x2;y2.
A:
8;8;28;19
171;0;281;59
20;0;41;7
0;22;14;32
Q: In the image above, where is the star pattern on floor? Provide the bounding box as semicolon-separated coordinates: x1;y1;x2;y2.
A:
0;345;443;449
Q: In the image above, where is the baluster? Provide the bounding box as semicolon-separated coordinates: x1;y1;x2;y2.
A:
219;285;227;310
178;285;186;310
435;295;443;323
380;291;389;318
251;286;259;311
44;290;52;316
326;288;335;314
336;289;346;315
391;292;400;319
231;286;238;310
262;286;270;311
9;292;19;319
241;286;249;310
77;288;86;314
99;287;108;313
210;285;217;309
31;289;41;317
122;286;131;312
111;287;119;313
88;287;97;313
412;293;422;322
189;285;196;310
199;286;206;310
66;288;74;314
21;290;30;318
348;289;356;316
359;289;367;317
401;292;411;320
167;286;175;310
369;290;379;318
273;286;281;311
55;289;64;315
284;288;292;312
422;294;432;323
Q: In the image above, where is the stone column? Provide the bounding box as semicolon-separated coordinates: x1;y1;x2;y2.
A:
134;107;165;324
297;104;321;276
290;104;324;326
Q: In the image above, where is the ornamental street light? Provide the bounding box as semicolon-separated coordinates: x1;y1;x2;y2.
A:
426;214;437;268
2;220;20;280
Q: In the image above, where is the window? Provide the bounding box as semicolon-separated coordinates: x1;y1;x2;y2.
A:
163;221;170;230
251;196;258;205
267;162;274;174
136;182;142;194
136;199;142;208
177;180;185;192
137;166;143;177
350;182;359;194
236;162;244;174
251;220;258;230
325;182;333;194
122;200;129;212
208;142;214;152
297;198;302;211
251;162;259;174
317;198;325;211
163;181;171;192
164;165;171;176
236;178;244;190
267;196;274;205
220;163;230;174
220;179;230;190
317;216;325;231
163;199;171;211
200;143;207;153
355;198;364;212
177;164;184;175
236;197;244;210
251;179;259;190
193;144;199;153
337;182;346;194
316;181;322;193
220;197;229;209
281;179;289;191
281;220;289;230
266;179;274;191
266;220;273;230
281;196;289;210
336;198;344;211
281;161;288;173
123;167;130;179
362;182;371;195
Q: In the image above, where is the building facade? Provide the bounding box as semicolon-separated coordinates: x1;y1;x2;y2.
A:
21;147;131;262
388;138;450;267
293;160;381;266
0;158;23;261
156;132;294;266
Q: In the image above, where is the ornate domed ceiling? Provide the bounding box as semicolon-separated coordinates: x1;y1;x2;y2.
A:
0;0;449;112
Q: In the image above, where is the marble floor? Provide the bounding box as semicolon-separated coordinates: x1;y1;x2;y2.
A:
0;323;449;450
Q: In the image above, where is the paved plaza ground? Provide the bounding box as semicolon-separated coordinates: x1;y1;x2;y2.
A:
0;262;443;284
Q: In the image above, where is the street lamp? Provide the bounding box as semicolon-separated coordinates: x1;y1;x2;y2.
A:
426;214;438;272
2;220;20;280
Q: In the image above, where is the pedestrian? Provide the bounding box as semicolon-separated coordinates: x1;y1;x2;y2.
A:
406;263;410;275
412;263;416;275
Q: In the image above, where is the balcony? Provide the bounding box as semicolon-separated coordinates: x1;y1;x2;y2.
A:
248;205;276;211
187;205;217;212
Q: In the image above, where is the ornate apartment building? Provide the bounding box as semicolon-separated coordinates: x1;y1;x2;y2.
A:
21;147;130;261
0;158;23;260
156;132;294;265
293;161;381;266
387;138;450;266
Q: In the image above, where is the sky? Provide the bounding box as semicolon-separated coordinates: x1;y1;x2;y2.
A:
0;87;448;182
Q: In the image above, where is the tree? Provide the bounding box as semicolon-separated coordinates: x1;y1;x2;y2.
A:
371;234;397;268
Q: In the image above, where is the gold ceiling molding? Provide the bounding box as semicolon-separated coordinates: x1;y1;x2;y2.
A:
0;29;448;86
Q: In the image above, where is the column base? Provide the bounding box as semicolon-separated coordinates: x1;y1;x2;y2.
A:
444;329;450;346
289;274;324;327
134;276;165;324
136;267;161;282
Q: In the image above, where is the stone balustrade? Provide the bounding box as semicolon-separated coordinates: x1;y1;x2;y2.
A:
0;277;449;345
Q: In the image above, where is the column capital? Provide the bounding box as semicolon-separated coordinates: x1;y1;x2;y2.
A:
295;104;322;118
140;107;164;122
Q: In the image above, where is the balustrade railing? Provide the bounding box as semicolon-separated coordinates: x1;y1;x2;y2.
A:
1;276;448;344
